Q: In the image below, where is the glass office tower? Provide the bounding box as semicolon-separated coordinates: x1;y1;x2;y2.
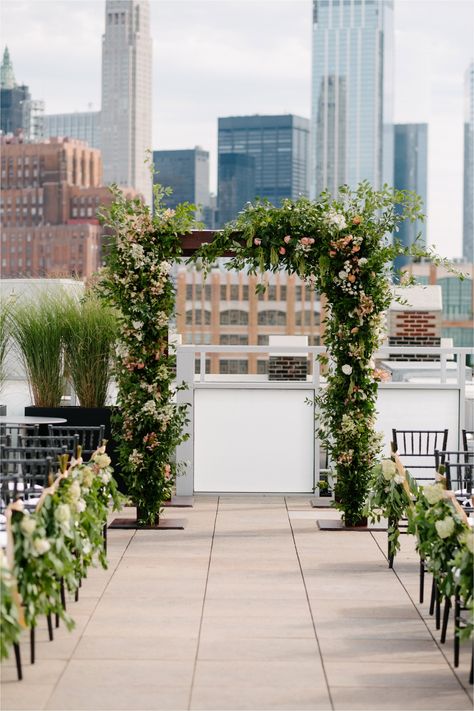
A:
217;114;310;225
311;0;394;198
463;62;474;263
393;123;428;269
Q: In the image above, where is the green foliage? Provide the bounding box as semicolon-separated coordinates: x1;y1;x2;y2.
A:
1;445;122;661
194;182;429;525
97;185;195;525
9;291;65;407
409;485;471;600
450;532;474;639
365;458;418;559
0;552;22;660
62;294;118;408
0;297;12;394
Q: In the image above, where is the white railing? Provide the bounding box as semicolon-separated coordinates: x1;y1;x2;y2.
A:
175;346;473;495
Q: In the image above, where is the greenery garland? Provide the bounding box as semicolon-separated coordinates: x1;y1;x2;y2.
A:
99;187;194;525
410;484;471;600
194;182;434;525
0;445;121;662
365;457;418;559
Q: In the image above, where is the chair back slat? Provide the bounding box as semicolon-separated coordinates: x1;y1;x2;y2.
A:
47;425;105;457
392;428;449;482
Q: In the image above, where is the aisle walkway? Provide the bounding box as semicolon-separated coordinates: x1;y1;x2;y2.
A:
1;497;472;711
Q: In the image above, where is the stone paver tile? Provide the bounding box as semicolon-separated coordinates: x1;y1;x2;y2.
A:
197;636;319;661
193;660;327;688
323;661;464;689
202;597;312;617
330;685;472;710
309;599;421;620
190;685;331;710
0;683;54;710
45;660;193;710
81;615;202;639
0;659;67;685
73;634;198;660
310;616;432;640
199;616;315;640
318;636;445;663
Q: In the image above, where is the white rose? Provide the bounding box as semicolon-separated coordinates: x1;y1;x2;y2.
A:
80;467;94;488
458;530;474;554
75;499;87;514
81;539;92;556
435;517;455;539
132;321;143;330
93;453;111;469
338;270;348;280
33;538;51;556
342;364;352;375
54;503;71;524
423;484;445;506
358;257;368;266
381;459;397;481
69;480;81;501
20;515;36;536
101;471;112;485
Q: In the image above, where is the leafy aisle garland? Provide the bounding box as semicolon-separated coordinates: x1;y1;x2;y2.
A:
0;446;121;662
99;187;195;526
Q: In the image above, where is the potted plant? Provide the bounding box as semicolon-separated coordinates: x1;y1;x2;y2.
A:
0;298;11;416
10;291;65;409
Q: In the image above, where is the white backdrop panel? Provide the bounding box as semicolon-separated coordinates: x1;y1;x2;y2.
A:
376;387;460;480
194;388;314;492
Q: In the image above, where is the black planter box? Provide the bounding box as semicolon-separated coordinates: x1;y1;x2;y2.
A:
24;405;127;493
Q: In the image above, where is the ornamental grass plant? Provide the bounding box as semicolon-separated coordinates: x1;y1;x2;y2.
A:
62;295;118;408
0;298;11;394
10;292;65;408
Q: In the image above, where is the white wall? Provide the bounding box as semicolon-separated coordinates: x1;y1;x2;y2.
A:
194;388;315;493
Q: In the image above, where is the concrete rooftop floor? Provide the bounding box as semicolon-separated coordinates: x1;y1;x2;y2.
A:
1;496;472;711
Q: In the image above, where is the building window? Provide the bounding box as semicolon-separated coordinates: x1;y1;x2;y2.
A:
220;285;227;300
258;310;286;326
219;360;249;374
230;285;239;300
186;285;193;300
295;310;320;326
186;309;211;326
220;334;248;345
220;309;248;325
257;335;269;345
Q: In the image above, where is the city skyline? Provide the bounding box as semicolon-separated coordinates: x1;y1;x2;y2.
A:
1;0;473;257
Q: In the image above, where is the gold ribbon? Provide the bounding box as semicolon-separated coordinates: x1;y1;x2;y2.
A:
392;451;415;505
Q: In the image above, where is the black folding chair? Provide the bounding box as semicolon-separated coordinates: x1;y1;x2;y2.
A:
48;425;105;459
392;429;448;483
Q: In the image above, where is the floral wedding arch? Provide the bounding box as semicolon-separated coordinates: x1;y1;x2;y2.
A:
100;182;449;527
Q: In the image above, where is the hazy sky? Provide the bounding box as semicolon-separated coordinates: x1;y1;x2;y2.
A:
1;0;473;258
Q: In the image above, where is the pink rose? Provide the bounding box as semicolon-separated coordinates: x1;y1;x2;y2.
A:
254;238;261;246
309;238;315;245
300;237;310;246
279;247;286;255
283;235;291;244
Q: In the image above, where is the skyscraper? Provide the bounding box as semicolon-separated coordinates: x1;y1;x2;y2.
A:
101;0;152;205
463;62;474;262
393;123;428;270
0;47;44;141
217;154;256;227
310;0;394;198
153;148;210;220
217;114;310;225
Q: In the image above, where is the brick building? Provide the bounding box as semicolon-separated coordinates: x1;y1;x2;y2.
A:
175;264;322;375
1;136;133;278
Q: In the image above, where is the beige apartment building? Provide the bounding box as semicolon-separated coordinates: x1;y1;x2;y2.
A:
175;264;322;375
